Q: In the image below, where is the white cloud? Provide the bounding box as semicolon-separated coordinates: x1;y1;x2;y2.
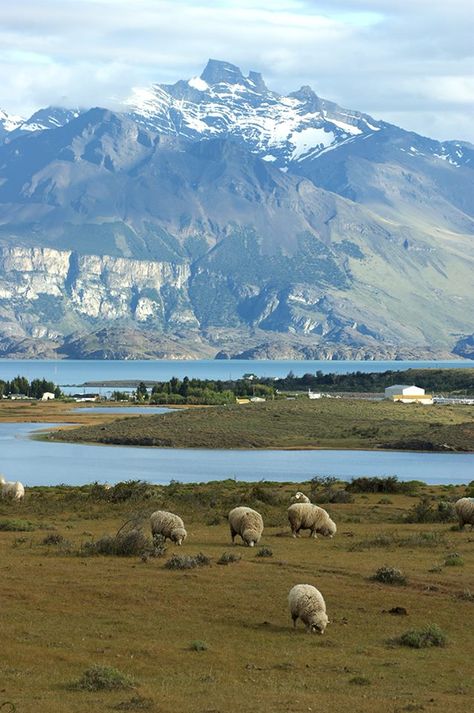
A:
0;0;473;141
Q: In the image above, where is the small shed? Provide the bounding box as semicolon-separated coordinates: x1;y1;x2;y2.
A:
384;384;433;404
41;392;55;401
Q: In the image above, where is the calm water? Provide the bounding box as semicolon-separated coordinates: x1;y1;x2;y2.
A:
0;358;471;394
2;422;472;487
77;406;173;415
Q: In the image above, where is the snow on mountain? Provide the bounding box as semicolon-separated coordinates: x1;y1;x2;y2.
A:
0;108;24;138
125;59;383;167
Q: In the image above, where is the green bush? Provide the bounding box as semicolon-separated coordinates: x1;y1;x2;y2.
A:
0;519;36;532
349;676;371;686
164;553;211;570
73;664;135;691
347;477;421;494
371;566;406;585
398;624;446;649
405;497;456;523
42;533;67;546
217;551;241;565
256;547;273;558
83;530;160;558
444;552;464;567
189;640;208;651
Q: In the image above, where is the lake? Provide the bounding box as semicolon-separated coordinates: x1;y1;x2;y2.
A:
0;358;471;397
2;422;472;487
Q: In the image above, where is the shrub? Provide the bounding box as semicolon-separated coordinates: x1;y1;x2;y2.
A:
378;497;393;505
347;477;421;494
248;484;280;505
42;533;65;545
217;551;241;565
113;696;154;711
256;547;273;558
405;496;456;523
73;664;135;691
190;640;208;651
206;514;221;526
164;553;211;570
309;477;353;504
0;519;36;532
82;529;162;558
444;552;464;567
398;624;446;649
349;676;371;686
106;480;155;503
349;531;446;551
456;589;474;601
371;566;406;585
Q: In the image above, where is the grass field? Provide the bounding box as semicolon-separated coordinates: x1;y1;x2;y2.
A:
1;479;473;713
48;398;474;451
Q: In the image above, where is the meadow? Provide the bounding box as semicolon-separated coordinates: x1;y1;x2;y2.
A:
49;398;474;451
1;478;473;713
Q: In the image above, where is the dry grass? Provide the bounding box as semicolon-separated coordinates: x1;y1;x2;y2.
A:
1;481;473;712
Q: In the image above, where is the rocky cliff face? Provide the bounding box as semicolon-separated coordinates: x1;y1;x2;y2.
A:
0;246;194;334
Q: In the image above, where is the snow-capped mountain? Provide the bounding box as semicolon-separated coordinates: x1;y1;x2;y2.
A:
125;59;386;167
0;108;24;140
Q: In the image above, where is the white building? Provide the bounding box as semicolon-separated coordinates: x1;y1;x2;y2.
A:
384;384;433;404
41;392;55;401
308;389;321;399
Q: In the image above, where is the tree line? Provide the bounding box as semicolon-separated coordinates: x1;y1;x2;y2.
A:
0;376;62;399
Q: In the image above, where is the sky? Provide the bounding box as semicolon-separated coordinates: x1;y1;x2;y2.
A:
1;0;473;142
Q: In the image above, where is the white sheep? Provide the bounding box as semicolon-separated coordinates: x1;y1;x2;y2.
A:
150;510;187;545
290;491;311;504
228;506;264;547
455;497;474;530
287;502;336;539
288;584;329;634
0;476;25;501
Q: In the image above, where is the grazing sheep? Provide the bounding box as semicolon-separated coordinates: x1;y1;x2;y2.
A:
288;503;336;539
0;476;25;501
291;491;311;504
150;510;187;545
228;506;264;547
455;498;474;530
288;584;329;634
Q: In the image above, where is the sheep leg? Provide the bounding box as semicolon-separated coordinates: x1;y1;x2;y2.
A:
230;527;237;544
292;615;298;629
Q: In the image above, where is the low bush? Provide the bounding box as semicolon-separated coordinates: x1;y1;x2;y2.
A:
42;533;66;545
105;480;155;503
397;624;446;649
256;546;273;558
347;476;421;494
113;696;154;711
349;531;447;551
82;529;164;558
349;676;371;686
0;519;36;532
371;566;406;585
164;553;211;570
456;589;474;601
217;551;241;565
378;497;393;505
189;640;208;651
72;664;135;691
444;552;464;567
309;477;353;504
405;496;456;523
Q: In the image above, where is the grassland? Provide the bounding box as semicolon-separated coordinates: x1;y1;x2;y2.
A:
48;398;474;451
1;479;473;713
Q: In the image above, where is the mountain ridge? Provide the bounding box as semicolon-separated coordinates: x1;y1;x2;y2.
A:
0;60;472;360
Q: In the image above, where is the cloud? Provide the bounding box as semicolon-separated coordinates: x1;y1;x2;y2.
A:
0;0;473;141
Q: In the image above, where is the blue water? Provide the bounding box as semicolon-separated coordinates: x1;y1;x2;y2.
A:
0;358;470;394
1;423;472;487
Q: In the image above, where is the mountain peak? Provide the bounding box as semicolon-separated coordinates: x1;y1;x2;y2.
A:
200;59;245;86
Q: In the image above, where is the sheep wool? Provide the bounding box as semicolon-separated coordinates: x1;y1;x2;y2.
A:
0;476;25;501
288;503;336;539
291;491;311;504
288;584;329;634
150;510;187;545
228;506;264;547
455;497;474;529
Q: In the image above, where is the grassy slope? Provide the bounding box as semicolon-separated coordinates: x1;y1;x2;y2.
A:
49;399;474;451
1;481;473;713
